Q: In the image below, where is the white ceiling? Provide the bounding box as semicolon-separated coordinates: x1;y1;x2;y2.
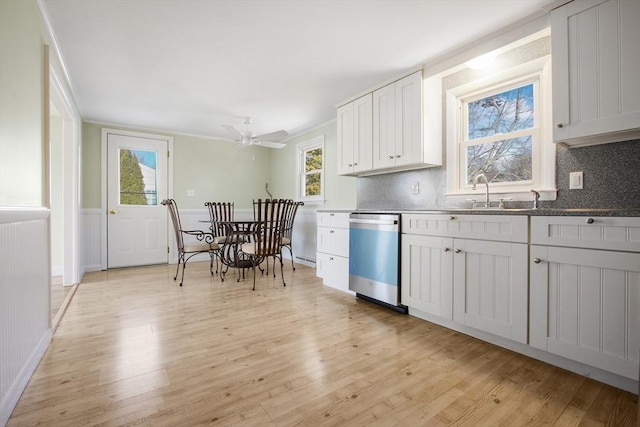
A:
42;0;555;142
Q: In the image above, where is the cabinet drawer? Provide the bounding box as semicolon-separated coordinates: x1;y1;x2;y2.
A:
316;252;350;293
531;216;640;252
402;213;528;243
317;211;350;229
317;227;349;257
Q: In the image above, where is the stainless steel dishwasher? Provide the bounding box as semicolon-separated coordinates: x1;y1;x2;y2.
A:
349;212;406;313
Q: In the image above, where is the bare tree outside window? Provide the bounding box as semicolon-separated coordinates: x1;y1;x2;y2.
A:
464;83;535;184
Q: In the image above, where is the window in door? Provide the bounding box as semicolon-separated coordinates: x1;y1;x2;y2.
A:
119;148;158;205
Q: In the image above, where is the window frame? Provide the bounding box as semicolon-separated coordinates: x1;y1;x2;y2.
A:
296;135;325;204
445;55;556;202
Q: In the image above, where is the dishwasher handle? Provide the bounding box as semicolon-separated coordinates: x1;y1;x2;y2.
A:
349;218;398;226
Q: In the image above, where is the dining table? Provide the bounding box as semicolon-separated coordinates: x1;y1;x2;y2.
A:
213;220;259;282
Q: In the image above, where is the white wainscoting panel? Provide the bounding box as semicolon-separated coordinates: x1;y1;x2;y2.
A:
81;209;103;273
0;208;52;426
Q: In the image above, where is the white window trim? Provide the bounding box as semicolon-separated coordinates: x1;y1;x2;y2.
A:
445;55;556;203
296;135;325;204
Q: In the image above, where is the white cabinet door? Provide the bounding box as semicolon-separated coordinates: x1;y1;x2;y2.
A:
551;0;640;146
530;245;640;380
401;234;453;319
336;102;355;175
395;71;423;166
353;94;373;174
337;94;373;175
453;239;529;343
372;83;396;170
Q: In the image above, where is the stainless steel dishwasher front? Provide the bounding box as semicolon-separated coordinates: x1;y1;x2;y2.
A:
348;212;406;313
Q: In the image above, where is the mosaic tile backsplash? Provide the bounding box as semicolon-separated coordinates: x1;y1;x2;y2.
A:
357;139;640;211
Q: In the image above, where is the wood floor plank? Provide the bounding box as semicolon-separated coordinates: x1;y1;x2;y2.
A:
7;261;638;426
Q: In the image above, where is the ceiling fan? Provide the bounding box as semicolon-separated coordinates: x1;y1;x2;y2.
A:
221;117;288;149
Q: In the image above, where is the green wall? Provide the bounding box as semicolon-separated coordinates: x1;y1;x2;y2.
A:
82;122;273;209
83;120;357;211
0;0;47;206
269;121;357;210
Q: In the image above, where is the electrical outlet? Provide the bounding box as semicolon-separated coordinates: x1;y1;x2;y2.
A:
569;172;583;190
411;182;420;195
186;189;195;197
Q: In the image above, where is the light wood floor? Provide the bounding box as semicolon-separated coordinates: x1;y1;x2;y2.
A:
9;261;638;426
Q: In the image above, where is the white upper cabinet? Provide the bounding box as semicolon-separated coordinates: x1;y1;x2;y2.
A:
373;71;424;169
551;0;640;147
337;94;373;175
337;69;441;176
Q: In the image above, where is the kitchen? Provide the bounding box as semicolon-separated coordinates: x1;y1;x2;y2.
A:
1;0;639;425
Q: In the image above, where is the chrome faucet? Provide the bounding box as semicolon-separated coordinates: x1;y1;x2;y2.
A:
472;173;490;208
530;189;540;209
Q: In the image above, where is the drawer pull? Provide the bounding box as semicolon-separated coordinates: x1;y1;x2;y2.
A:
329;230;334;233
329;213;334;216
454;249;462;254
586;218;595;224
443;247;451;252
329;257;334;260
556;123;563;128
449;216;456;221
533;258;542;264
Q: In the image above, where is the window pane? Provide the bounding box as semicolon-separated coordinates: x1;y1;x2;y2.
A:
305;148;323;172
305;172;321;197
120;148;158;205
466;136;532;184
467;83;534;140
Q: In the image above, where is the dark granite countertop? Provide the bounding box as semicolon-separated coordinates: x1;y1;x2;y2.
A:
319;208;640;217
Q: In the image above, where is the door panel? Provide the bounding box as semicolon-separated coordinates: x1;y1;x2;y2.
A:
107;132;168;268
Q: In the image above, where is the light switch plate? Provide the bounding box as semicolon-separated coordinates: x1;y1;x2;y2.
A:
411;182;420;195
569;171;583;189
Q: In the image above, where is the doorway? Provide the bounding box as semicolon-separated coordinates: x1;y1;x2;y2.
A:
49;68;81;327
102;129;172;268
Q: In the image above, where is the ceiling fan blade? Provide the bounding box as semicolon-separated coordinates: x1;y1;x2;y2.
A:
221;124;244;139
256;129;288;142
255;140;286;149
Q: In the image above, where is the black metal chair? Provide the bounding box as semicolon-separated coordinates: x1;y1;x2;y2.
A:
162;199;216;286
241;199;290;290
281;201;304;270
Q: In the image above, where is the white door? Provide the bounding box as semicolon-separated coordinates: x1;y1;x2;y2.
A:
107;132;169;268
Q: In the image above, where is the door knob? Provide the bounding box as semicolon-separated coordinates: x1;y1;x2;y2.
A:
108;210;117;215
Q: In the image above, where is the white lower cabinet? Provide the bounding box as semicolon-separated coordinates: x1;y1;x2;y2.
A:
453;239;528;344
401;214;528;343
401;234;453;319
530;216;640;381
316;211;352;294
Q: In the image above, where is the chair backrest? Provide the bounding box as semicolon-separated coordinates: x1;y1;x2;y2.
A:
205;202;234;239
282;201;304;242
252;199;290;256
162;199;184;251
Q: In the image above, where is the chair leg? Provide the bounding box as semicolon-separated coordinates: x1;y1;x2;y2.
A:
179;260;186;286
278;255;286;287
251;262;256;291
286;246;295;271
174;256;182;281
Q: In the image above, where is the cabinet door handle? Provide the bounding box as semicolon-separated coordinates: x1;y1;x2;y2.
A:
329;257;334;260
329;213;334;216
556;123;563;128
586;218;595;224
533;258;542;264
348;163;353;167
389;156;394;159
443;247;450;252
354;162;358;166
449;216;456;221
329;230;334;233
454;249;462;254
396;154;401;158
